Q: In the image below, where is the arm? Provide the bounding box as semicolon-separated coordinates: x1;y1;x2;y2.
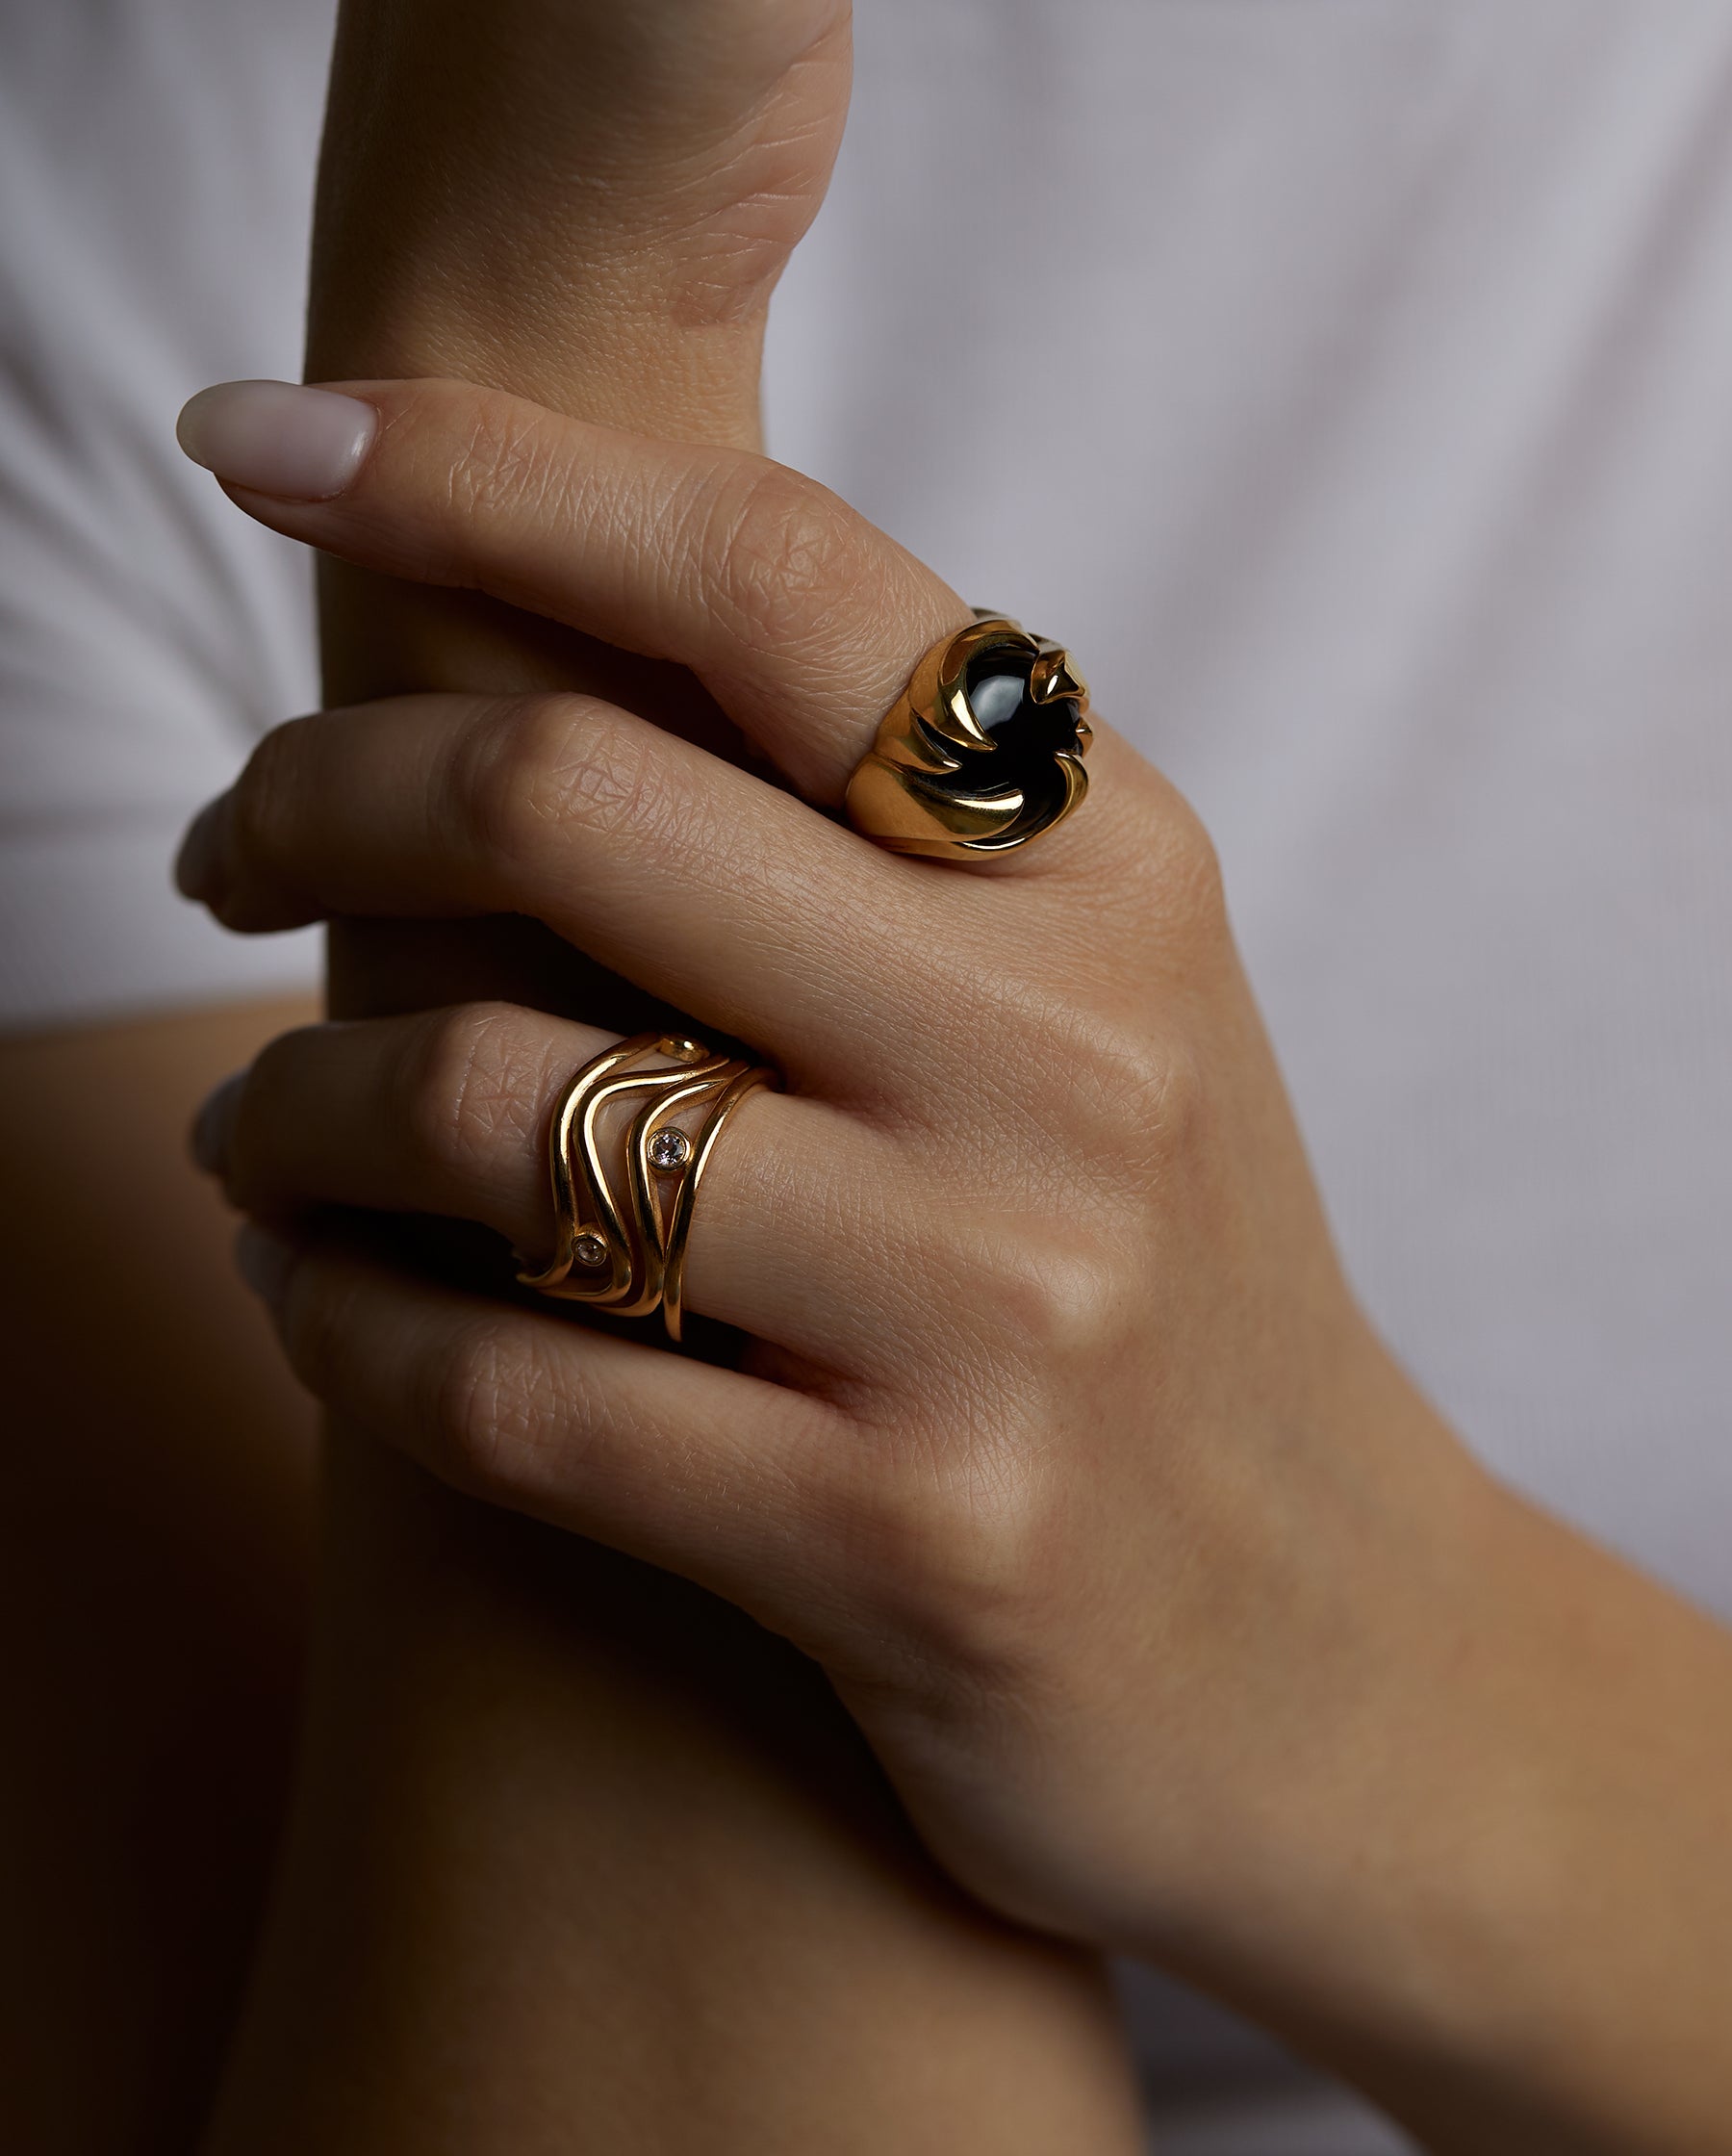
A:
201;5;1144;2148
0;997;318;2152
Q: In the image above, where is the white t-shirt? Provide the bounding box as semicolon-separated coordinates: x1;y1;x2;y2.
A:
6;3;1731;2147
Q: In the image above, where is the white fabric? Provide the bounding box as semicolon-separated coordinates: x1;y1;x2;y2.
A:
0;0;328;1024
6;0;1732;2143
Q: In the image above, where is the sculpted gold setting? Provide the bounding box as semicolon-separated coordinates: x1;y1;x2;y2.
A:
844;611;1092;859
517;1031;777;1344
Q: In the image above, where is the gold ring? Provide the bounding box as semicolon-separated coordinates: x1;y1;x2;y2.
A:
516;1031;779;1345
844;611;1092;860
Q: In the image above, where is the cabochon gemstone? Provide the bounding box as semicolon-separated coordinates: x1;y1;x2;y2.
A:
847;617;1090;857
963;647;1084;760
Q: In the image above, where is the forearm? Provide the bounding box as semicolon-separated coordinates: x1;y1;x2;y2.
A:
212;1436;1139;2152
0;1000;318;2151
1366;1473;1732;2154
303;0;786;446
1112;1375;1732;2155
204;8;1141;2148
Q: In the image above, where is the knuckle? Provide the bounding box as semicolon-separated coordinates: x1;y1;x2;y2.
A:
1150;791;1228;938
706;462;875;655
971;1220;1131;1377
920;982;1179;1195
454;693;660;874
1134;1031;1211;1169
1039;1002;1202;1184
395;1001;536;1183
855;1428;1058;1683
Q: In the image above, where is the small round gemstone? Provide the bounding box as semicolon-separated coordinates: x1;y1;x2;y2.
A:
649;1127;692;1172
573;1232;608;1269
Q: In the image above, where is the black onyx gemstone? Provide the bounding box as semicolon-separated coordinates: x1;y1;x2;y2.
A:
903;636;1086;849
962;648;1084;761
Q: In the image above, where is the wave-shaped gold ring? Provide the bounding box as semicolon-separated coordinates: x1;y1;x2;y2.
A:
516;1031;778;1345
844;611;1092;860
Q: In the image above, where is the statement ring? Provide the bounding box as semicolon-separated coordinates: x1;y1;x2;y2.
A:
844;611;1092;860
516;1031;779;1345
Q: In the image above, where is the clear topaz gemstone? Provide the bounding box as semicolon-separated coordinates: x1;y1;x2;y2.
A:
649;1127;692;1171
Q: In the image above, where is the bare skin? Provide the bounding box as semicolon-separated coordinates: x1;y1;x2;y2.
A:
184;309;1732;2156
0;996;318;2154
199;3;1146;2150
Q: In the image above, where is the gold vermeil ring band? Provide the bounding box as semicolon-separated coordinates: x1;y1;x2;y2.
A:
517;1031;779;1345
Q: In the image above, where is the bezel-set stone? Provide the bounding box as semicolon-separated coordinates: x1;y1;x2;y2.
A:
573;1232;608;1268
649;1127;692;1172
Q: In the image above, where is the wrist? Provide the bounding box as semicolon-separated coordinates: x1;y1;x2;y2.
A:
1116;1359;1732;2151
304;284;767;454
302;0;852;451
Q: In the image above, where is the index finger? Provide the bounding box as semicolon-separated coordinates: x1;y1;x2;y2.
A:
177;374;972;808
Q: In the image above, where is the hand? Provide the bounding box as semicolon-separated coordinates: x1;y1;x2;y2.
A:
195;13;1156;2150
180;372;1726;2151
176;359;1443;1901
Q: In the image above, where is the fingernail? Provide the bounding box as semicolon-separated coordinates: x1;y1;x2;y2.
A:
176;379;378;501
191;1071;245;1175
235;1222;296;1316
175;799;224;900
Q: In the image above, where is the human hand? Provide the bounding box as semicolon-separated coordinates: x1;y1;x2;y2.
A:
198;15;1159;2148
194;15;1732;2144
176;372;1586;2122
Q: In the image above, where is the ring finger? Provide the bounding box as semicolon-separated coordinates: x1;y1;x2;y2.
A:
201;1000;896;1362
177;685;986;1097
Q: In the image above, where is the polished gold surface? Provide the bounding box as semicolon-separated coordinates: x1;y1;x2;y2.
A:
845;612;1092;860
517;1031;779;1342
659;1064;777;1346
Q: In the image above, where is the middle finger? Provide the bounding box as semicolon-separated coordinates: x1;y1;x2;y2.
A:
177;684;984;1095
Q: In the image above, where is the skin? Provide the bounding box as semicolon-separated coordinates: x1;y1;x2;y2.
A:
0;996;318;2154
197;2;1147;2150
176;369;1732;2156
